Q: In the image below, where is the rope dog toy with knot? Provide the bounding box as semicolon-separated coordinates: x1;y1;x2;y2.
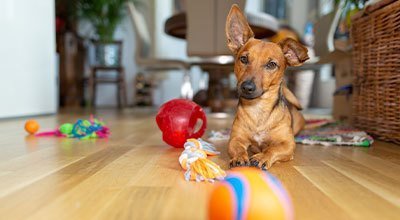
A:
178;138;226;182
35;115;110;139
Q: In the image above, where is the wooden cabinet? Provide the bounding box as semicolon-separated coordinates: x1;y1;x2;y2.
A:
56;32;86;107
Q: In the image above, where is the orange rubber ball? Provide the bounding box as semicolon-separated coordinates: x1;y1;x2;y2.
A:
24;120;40;134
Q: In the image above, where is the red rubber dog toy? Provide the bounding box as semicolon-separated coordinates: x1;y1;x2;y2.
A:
156;99;207;148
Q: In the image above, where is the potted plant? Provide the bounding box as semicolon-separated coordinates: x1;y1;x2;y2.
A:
335;0;368;26
73;0;143;66
333;0;368;40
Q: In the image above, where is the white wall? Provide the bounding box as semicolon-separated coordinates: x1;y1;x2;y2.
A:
0;0;57;118
246;0;263;13
288;0;309;35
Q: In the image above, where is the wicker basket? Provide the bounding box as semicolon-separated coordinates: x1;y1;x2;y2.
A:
351;0;400;144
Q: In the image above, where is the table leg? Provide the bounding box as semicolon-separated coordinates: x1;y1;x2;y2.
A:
204;68;232;112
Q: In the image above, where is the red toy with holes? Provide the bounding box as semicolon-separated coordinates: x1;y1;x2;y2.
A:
156;99;207;148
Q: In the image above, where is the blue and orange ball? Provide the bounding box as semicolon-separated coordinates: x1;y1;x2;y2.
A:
208;167;294;220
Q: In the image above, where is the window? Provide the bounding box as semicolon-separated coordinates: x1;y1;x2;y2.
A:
264;0;287;20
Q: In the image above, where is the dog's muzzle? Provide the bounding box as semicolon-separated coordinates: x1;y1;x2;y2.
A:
239;80;262;99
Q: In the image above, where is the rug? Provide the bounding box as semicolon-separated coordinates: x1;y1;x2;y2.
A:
295;119;373;147
208;119;374;147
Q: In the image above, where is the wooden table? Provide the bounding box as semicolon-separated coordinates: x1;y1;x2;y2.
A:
0;109;399;219
165;12;277;39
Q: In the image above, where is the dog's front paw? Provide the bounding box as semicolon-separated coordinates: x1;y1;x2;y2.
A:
249;153;272;170
229;155;250;168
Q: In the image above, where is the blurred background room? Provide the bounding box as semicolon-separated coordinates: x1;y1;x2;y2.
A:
2;1;400;219
0;0;373;122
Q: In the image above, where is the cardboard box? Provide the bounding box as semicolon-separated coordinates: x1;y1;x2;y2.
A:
320;48;353;88
333;94;353;123
334;52;353;88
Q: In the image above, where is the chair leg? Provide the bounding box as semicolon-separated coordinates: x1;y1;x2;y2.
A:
88;68;96;107
120;81;127;108
117;81;121;108
118;68;127;108
206;68;226;112
93;83;97;107
122;80;127;107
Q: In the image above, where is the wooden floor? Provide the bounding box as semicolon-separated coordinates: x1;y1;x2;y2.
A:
0;108;399;220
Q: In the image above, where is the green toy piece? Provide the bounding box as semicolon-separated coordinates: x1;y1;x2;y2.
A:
59;123;74;135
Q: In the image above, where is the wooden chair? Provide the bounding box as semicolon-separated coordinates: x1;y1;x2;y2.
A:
88;40;127;108
126;2;193;99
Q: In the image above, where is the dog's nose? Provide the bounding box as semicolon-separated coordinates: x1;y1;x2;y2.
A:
241;80;256;94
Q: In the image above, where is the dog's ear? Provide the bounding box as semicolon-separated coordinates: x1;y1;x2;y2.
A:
278;38;309;66
225;4;254;54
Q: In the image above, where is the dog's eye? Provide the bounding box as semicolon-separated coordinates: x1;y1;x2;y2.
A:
240;55;248;64
265;61;278;70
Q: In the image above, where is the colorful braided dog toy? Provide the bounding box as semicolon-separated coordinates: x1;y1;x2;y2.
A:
179;138;226;182
35;116;109;139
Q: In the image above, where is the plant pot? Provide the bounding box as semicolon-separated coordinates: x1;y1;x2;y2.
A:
93;41;122;66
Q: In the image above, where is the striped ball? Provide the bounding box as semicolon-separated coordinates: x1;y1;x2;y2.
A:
208;167;293;220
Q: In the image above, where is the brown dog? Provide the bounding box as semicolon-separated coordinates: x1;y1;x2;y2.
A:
226;5;309;170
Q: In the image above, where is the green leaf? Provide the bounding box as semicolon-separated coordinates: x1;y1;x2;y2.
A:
71;0;146;41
